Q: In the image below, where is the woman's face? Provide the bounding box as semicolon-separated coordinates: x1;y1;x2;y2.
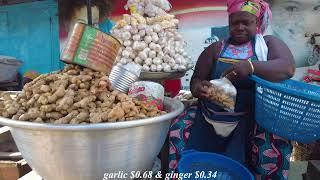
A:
271;0;320;67
229;11;257;44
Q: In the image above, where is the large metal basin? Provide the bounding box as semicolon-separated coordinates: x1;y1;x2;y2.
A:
0;98;184;180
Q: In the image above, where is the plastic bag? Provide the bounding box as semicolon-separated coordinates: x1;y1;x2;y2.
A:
124;0;172;16
208;77;237;112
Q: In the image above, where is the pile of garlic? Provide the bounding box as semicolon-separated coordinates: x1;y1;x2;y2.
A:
111;13;193;73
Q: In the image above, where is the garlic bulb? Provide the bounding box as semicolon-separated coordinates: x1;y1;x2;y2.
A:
132;41;146;51
158;51;165;58
169;59;176;66
163;55;171;63
144;35;152;44
138;24;147;30
149;42;156;49
162;63;171;72
122;32;131;40
154;44;162;52
143;47;151;53
145;58;153;65
145;26;154;35
153;57;162;65
139;29;146;37
132;34;141;41
148;50;157;58
130;27;139;34
134;57;143;64
138;51;148;60
150;64;157;72
152;34;159;42
153;24;162;33
129;51;137;59
120;58;128;64
178;65;186;71
142;64;150;71
123;40;132;47
156;64;163;72
172;64;179;71
123;25;132;31
122;50;131;58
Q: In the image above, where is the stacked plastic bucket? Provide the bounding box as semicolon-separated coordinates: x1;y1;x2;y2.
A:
109;64;140;93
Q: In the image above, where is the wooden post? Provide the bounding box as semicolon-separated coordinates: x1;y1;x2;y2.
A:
86;0;92;25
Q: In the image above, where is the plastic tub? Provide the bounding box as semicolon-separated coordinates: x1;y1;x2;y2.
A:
178;151;254;180
0;56;22;83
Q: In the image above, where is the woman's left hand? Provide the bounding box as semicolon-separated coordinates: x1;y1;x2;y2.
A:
222;60;253;81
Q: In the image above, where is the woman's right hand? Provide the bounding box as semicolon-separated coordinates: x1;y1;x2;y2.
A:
192;80;212;99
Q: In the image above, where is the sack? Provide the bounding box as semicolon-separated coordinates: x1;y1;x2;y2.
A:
207;77;237;112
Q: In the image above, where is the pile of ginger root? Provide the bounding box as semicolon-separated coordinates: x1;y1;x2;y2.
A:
0;65;166;124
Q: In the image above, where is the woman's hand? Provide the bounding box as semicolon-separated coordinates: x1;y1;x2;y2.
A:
222;60;253;82
192;80;212;99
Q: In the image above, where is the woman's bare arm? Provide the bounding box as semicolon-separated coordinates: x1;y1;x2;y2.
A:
190;42;222;98
252;35;296;82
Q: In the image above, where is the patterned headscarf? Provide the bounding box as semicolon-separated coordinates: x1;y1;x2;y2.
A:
227;0;272;34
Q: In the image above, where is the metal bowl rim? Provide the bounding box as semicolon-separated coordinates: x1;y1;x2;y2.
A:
0;97;184;131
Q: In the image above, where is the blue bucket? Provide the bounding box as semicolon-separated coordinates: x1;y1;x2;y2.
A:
178;150;254;180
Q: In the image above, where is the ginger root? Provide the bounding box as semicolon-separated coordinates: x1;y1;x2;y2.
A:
70;111;89;124
0;65;167;124
107;105;125;122
54;110;79;124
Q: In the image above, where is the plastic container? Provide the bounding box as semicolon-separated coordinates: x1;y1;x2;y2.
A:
178;150;254;180
0;56;22;83
129;81;165;110
250;75;320;143
61;22;121;73
109;65;139;93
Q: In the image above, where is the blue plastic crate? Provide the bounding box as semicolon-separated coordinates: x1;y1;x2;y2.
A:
178;150;254;180
250;75;320;143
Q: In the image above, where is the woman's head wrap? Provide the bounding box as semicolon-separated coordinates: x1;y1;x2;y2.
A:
227;0;272;34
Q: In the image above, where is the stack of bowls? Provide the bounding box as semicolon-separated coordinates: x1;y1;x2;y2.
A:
109;65;139;93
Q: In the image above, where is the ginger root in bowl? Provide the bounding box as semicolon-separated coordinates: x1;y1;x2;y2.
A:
0;65;166;124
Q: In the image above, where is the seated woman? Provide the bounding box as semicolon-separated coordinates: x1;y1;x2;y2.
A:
169;0;295;179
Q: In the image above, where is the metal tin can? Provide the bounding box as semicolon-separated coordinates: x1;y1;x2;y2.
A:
61;23;86;62
61;22;121;74
128;81;165;110
109;65;139;93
